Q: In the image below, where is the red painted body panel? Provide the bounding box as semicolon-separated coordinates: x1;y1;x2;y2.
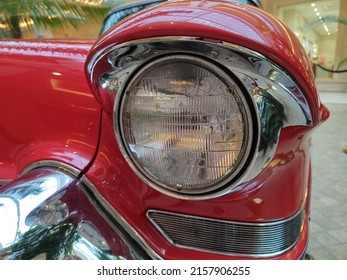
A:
85;111;313;259
87;0;323;125
0;1;329;260
0;40;100;180
82;1;326;259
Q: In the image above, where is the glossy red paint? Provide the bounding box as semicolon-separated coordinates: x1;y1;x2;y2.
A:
87;0;322;125
83;0;326;259
0;40;100;180
0;1;327;260
85;111;312;259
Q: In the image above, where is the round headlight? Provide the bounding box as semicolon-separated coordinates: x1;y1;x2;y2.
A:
116;55;253;197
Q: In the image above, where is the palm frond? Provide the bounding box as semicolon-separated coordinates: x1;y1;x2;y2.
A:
0;0;111;37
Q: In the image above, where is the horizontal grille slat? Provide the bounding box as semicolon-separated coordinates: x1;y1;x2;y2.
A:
148;209;304;257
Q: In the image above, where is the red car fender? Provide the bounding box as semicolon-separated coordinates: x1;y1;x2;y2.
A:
0;40;100;180
84;1;329;259
86;0;328;125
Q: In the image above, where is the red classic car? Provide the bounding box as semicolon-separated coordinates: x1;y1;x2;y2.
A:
0;0;329;260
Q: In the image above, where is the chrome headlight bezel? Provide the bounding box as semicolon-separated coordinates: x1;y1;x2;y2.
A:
97;37;312;200
115;54;256;196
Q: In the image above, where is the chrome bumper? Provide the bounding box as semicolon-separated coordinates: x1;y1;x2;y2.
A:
0;168;151;260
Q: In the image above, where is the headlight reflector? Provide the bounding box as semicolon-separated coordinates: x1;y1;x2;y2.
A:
117;55;253;196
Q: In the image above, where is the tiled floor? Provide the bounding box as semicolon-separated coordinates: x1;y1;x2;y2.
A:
307;91;347;259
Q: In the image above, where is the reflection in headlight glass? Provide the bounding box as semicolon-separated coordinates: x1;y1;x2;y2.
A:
120;56;250;194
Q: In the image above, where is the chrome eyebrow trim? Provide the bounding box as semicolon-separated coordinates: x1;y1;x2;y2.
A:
93;36;312;199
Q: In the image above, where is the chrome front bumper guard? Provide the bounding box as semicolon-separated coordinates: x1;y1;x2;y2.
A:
0;167;152;260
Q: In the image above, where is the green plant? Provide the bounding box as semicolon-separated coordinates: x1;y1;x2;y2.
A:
0;0;111;38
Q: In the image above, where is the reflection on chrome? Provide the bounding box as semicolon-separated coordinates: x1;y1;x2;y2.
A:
252;86;285;153
96;37;312;199
0;168;149;260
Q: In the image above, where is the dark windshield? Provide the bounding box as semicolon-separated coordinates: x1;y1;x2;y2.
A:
100;0;164;34
239;0;261;6
101;0;262;34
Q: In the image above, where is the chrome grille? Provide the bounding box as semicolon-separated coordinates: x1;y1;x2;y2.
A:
147;209;305;257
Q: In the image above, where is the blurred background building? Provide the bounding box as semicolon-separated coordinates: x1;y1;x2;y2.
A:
262;0;347;89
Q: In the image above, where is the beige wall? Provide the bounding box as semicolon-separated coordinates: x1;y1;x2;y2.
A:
278;7;318;55
335;0;347;70
320;34;338;65
262;0;312;15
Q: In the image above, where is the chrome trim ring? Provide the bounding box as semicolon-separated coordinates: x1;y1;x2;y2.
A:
147;209;305;258
117;54;255;195
94;37;313;199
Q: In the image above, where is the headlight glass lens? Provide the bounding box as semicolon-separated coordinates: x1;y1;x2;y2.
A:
118;55;252;195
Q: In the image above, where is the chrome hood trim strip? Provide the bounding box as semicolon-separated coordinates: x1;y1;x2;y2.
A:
81;175;162;260
19;160;82;178
0;180;11;187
